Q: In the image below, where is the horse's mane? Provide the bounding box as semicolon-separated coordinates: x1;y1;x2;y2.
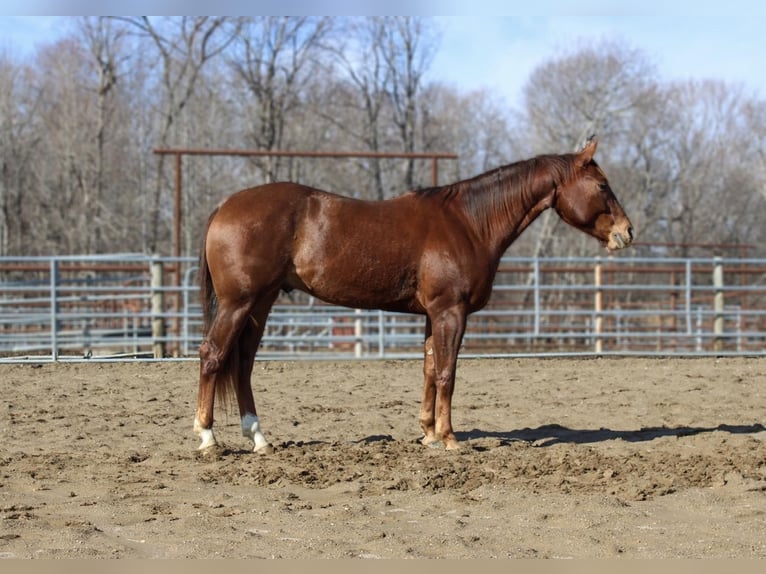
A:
415;153;576;236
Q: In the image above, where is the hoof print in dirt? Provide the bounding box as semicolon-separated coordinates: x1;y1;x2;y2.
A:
195;444;229;461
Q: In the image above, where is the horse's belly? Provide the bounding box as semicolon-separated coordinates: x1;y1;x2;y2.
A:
289;256;419;312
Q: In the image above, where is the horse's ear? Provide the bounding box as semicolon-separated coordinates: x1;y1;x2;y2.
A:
577;135;598;166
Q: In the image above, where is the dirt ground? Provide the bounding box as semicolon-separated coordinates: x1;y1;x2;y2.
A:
1;356;765;559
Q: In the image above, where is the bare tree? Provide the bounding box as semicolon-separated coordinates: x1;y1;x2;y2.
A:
15;22;139;255
3;16;765;260
324;17;393;199
0;54;41;255
227;16;330;184
32;38;99;253
380;16;437;190
419;83;521;183
319;16;438;198
523;38;657;153
744;99;766;254
114;16;238;254
76;16;128;253
177;68;246;256
654;80;764;254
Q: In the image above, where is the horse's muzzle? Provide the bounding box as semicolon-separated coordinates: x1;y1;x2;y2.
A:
607;226;634;251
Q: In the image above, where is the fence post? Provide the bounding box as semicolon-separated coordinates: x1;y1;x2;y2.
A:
151;259;166;359
378;310;385;358
685;260;693;340
594;258;603;354
713;257;724;352
50;258;59;361
533;258;541;337
354;308;363;358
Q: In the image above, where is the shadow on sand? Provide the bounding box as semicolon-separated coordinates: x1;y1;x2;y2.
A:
456;423;766;447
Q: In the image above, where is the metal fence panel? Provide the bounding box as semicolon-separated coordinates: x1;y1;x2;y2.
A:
1;254;765;362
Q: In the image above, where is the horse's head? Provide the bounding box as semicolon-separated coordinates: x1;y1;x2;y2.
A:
554;137;634;251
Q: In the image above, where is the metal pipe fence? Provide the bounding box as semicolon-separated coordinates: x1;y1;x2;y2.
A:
1;254;765;362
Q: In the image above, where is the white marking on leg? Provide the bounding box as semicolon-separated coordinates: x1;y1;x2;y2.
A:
194;417;218;450
241;413;270;452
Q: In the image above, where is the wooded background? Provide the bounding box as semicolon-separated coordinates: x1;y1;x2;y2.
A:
1;16;765;259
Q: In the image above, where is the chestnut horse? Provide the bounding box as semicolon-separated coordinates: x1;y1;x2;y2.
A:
194;137;633;452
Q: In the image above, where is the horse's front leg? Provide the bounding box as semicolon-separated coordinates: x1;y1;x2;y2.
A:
194;300;252;450
426;305;467;450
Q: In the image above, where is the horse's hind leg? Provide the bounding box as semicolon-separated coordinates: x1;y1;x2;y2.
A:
235;297;277;453
195;298;253;450
194;365;219;449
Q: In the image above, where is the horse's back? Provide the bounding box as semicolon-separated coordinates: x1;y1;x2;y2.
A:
214;181;314;219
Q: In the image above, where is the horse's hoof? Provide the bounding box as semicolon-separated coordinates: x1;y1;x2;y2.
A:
420;434;459;450
197;438;218;451
195;421;218;451
444;440;461;451
420;434;438;447
254;442;275;455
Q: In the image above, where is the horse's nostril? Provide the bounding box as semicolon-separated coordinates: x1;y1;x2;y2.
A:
627;227;634;241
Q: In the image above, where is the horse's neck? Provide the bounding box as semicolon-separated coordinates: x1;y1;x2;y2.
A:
464;159;559;261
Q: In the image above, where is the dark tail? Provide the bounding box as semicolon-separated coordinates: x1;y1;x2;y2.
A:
199;206;237;410
199;206;219;338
